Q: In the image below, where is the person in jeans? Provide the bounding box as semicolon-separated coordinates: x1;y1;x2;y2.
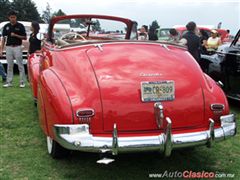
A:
0;62;7;82
0;10;27;88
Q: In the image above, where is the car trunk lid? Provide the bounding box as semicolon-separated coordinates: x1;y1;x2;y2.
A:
87;43;205;132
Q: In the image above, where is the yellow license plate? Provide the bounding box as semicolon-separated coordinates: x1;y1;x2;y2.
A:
141;81;175;102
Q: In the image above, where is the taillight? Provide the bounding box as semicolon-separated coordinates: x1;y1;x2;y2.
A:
76;108;95;124
211;104;225;112
210;104;225;118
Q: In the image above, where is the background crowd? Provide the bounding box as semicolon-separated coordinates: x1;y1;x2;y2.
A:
0;8;233;87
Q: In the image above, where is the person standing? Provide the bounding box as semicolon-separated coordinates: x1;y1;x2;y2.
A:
181;21;201;62
138;25;149;40
148;27;158;41
28;21;41;54
205;30;222;54
0;10;27;88
168;28;179;43
199;29;209;55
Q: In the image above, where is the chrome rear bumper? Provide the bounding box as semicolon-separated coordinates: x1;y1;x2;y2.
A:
53;114;236;156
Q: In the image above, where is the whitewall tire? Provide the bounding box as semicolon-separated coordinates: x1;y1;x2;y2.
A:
46;136;69;158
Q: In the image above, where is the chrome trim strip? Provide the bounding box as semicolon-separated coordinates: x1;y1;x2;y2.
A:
94;44;103;52
161;44;170;51
226;95;240;101
51;41;185;51
216;81;224;88
53;114;236;156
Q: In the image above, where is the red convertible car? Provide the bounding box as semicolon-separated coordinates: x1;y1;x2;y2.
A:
28;15;236;158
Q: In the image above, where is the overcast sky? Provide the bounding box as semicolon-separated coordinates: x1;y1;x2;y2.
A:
33;0;239;34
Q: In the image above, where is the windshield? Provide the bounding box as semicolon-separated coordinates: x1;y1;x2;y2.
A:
159;29;170;37
51;17;129;47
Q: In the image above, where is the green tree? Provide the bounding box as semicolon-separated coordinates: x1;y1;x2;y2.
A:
41;3;52;23
11;0;41;21
92;20;101;31
70;19;88;28
52;9;70;24
52;9;66;17
0;0;11;22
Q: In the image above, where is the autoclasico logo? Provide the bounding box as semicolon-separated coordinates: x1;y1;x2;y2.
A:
183;171;215;178
149;170;235;179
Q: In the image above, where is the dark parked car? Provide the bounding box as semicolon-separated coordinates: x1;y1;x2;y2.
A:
201;29;240;101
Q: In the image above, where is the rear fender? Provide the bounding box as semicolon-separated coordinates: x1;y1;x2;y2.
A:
37;83;48;135
203;74;230;126
38;69;74;138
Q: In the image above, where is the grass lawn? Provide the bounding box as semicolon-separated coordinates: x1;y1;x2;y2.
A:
0;77;239;180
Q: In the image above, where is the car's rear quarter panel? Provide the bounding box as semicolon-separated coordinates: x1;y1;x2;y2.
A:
38;47;104;136
28;53;42;99
38;69;74;137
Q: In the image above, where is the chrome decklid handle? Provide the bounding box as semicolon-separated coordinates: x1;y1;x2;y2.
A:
154;102;164;128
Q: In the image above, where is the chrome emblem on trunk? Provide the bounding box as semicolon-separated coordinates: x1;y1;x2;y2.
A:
140;73;162;77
